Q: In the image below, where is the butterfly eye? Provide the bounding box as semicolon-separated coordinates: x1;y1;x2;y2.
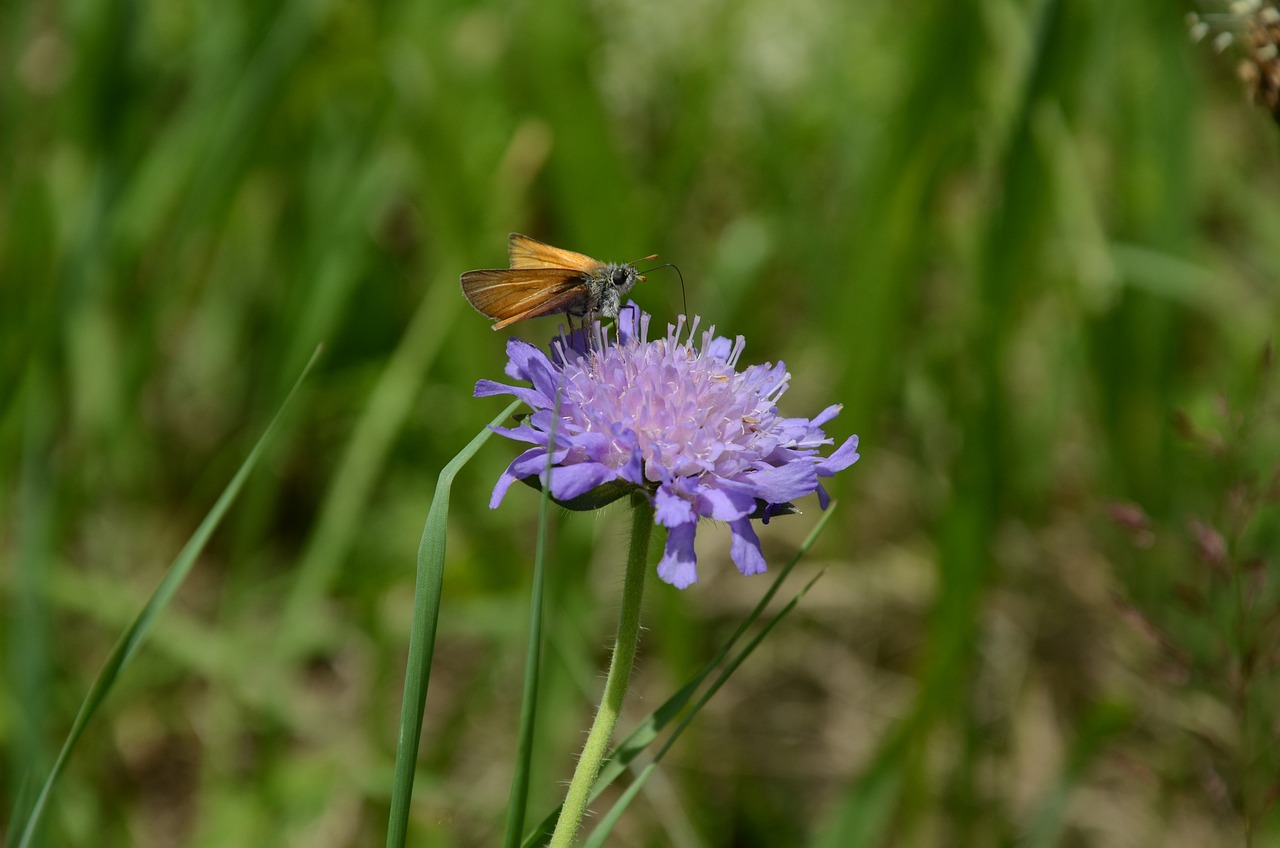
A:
612;268;631;286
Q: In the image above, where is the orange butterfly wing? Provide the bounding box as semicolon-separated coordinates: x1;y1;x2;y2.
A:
460;268;590;330
508;233;604;272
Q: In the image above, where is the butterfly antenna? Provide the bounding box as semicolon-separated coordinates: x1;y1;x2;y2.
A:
641;262;687;317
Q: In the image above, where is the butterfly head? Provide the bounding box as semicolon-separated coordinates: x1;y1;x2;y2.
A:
611;264;642;292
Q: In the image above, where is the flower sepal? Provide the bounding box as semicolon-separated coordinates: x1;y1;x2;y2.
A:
748;500;800;522
519;475;644;511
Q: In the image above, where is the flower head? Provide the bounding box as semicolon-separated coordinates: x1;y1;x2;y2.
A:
476;306;860;588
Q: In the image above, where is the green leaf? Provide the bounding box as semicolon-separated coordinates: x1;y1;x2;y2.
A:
7;347;323;848
385;399;522;848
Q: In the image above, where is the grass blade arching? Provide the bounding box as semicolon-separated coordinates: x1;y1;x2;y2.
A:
385;399;521;848
7;346;323;848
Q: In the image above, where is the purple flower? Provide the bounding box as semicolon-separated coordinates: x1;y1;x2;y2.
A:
476;306;860;589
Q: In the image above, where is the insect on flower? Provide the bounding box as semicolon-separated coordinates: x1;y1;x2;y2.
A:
461;233;657;330
476;306;861;589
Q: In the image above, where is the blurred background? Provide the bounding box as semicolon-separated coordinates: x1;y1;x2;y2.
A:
4;0;1280;845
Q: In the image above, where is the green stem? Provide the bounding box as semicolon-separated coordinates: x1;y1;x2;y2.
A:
549;496;653;847
503;389;561;848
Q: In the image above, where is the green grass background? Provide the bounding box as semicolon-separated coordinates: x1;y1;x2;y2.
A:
4;0;1280;845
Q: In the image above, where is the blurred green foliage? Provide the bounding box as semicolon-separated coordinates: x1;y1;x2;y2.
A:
3;0;1280;845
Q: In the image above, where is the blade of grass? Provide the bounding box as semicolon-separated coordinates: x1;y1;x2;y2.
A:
503;388;561;847
521;504;840;848
7;366;54;837
583;567;829;847
385;398;522;848
7;346;323;848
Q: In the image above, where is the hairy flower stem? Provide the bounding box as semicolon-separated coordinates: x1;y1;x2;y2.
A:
550;496;653;847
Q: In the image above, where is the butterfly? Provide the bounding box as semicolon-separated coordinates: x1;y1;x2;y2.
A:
461;233;655;330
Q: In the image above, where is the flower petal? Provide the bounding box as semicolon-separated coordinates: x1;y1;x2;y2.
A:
692;483;757;522
548;462;617;501
475;379;547;410
507;338;568;403
734;461;819;504
809;403;843;429
729;518;767;576
490;447;546;509
611;425;645;485
657;522;699;588
817;434;860;477
571;430;613;462
704;335;733;361
653;485;694;527
503;338;547;381
489;423;546;446
491;422;563;448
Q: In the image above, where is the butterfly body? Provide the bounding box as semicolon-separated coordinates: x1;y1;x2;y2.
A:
461;233;648;330
578;262;640;320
